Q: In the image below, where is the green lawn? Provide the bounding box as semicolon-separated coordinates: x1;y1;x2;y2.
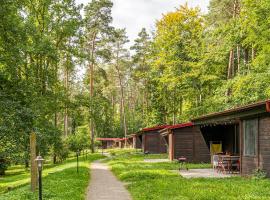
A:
0;153;104;200
106;149;270;200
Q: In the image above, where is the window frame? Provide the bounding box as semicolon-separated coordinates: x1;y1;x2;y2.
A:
243;118;258;157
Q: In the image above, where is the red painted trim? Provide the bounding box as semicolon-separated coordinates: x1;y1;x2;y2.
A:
166;122;193;130
266;101;270;112
142;125;169;132
144;135;147;152
96;138;126;141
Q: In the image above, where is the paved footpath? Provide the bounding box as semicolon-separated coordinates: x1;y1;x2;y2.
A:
86;160;132;200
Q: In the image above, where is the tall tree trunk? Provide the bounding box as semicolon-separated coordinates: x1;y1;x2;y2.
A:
237;45;240;73
142;87;145;118
54;61;58;132
244;48;249;66
119;94;123;130
173;90;176;125
179;96;183;120
111;94;115;134
115;42;127;147
227;49;234;79
64;62;69;137
145;83;149;118
89;33;96;153
226;49;234;97
252;47;256;60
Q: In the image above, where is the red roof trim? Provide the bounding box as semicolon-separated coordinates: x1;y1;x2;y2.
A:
96;138;125;141
266;101;270;112
166;122;193;130
142;125;169;132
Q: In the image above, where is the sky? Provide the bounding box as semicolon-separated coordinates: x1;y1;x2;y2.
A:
76;0;210;45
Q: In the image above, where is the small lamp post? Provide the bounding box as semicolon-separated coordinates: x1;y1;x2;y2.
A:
35;155;44;200
76;150;80;173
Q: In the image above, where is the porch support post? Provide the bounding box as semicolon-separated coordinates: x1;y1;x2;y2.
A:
142;134;146;153
257;118;260;169
169;130;174;161
239;120;243;175
133;136;136;149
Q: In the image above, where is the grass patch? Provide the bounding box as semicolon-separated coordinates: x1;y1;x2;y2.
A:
106;149;270;200
0;153;104;200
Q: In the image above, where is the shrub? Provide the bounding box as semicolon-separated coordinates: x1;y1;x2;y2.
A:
67;125;89;153
0;158;9;176
252;168;267;180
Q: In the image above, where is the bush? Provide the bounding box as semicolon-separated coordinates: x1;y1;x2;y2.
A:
0;158;9;176
252;168;267;180
67;125;89;153
57;144;69;162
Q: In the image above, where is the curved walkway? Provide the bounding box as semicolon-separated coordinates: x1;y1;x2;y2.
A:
86;160;132;200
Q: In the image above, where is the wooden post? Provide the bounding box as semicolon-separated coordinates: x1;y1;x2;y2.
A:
168;132;174;161
239;120;243;175
30;132;37;191
133;136;136;149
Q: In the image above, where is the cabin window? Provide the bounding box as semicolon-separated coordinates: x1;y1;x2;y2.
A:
243;119;258;156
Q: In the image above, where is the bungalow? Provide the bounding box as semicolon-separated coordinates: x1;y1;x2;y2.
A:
160;122;210;163
96;138;125;149
126;135;134;148
127;133;142;149
191;100;270;176
141;125;169;154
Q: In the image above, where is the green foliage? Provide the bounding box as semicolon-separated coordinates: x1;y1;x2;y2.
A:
133;0;270;126
67;125;90;152
252;168;267;180
0;0;83;173
0;158;9;176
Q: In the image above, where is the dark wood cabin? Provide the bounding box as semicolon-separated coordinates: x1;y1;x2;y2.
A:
192;100;270;176
96;138;124;149
118;138;126;148
127;133;142;149
133;133;142;149
126;135;133;148
142;125;169;154
160;123;210;163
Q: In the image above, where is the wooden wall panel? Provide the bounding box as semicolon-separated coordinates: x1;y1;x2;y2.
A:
143;131;167;154
193;126;211;163
259;116;270;176
135;136;142;149
173;126;210;163
241;157;257;175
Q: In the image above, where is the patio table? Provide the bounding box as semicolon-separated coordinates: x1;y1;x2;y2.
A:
219;155;240;174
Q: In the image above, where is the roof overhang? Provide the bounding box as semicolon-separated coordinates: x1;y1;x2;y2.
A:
96;138;123;141
159;122;193;136
142;125;169;132
192;100;270;125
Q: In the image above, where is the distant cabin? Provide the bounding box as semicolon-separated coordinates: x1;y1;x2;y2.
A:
141;125;169;154
96;138;125;149
127;133;142;149
191;100;270;176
